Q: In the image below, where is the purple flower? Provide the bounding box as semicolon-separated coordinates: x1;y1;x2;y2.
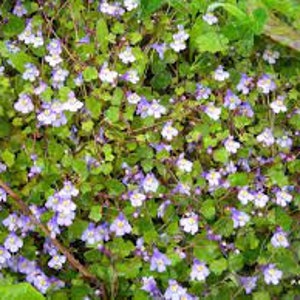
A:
224;89;241;110
48;254;66;270
22;63;39;82
33;274;51;294
2;213;19;231
271;228;289;248
99;1;125;17
13;1;27;17
0;188;7;202
110;213;132;236
203;12;218;25
141;276;161;297
81;222;109;244
173;182;191;196
59;181;79;198
231;208;250;228
195;84;211;100
47;39;62;55
56;211;75;226
0;246;11;266
150;248;171;273
142;173;159;193
238;102;254;118
4;233;23;253
240;276;258;294
164;279;186;300
128;190;146;207
257;74;276;94
190;259;210;281
274;189;292;207
236;74;253;94
263;264;283;285
122;69;139;84
152;43;167;60
256;128;275;147
180;212;199;235
170;25;189;53
157;200;171;218
47;217;61;238
17;257;37;274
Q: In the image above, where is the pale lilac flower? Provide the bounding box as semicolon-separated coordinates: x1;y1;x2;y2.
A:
205;170;221;187
177;154;193;173
129;190;146;207
224;90;241;110
263;264;283;285
253;192;269;208
63;92;83;112
99;63;118;84
195;84;211;100
122;69;139;84
190;259;210;281
256;128;275;147
47;39;62;55
99;1;125;17
22;63;39;82
263;49;280;64
180;212;199;235
240;276;258;294
270;96;287;114
51;68;69;88
119;47;136;64
136;98;150;118
203;12;218;25
173;183;191;196
257;74;276;94
56;198;76;213
124;0;139;11
18;21;35;44
231;208;250;228
213;65;229;81
236;74;253;94
141;276;161;297
0;66;4;76
142;173;159;193
6;41;20;54
45;53;63;67
4;233;23;253
205;102;221;120
271;228;289;248
170;25;189;53
3;213;20;231
0;163;7;173
74;73;83;86
13;1;27;16
32;30;44;48
127;92;141;104
47;217;61;238
0;188;7;202
276;135;293;149
238;102;254;118
45;193;61;211
110;213;132;236
274;189;292;207
161;121;178;141
34;81;47;95
238;188;254;205
56;211;75;226
14;93;34;114
48;254;66;270
59;181;79;198
81;223;103;245
150;248;171;272
152;43;167;60
224;136;240;154
0;246;11;265
164;280;187;300
147;100;167;119
157;200;171;218
33;274;51;294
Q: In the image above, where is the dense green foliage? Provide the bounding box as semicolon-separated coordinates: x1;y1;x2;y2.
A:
0;0;300;299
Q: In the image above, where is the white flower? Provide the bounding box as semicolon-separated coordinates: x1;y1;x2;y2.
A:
142;173;159;193
203;12;218;25
129;190;146;207
270;96;287;114
177;154;193;173
127;92;141;104
238;188;254;205
263;50;280;64
254;192;269;208
161;122;178;141
224;136;240;154
213;65;229;81
99;63;118;84
271;230;289;248
205;103;221;120
180;212;198;235
119;47;136;64
256;128;275;147
124;0;139;11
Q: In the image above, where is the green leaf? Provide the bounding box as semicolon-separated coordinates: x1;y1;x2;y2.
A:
85;97;102;119
0;283;45;300
201;200;216;220
141;0;165;16
106;179;125;196
252;8;268;34
96;19;109;53
208;3;248;21
83;66;98;82
8;52;33;72
210;258;228;275
228;172;249;186
195;32;229;53
89;206;102;222
2;15;25;37
105;106;119;123
1;150;15;167
150;70;172;90
253;291;271;300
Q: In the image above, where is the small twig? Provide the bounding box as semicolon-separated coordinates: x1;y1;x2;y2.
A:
0;179;108;299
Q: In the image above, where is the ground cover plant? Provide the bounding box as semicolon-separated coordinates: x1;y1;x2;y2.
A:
0;0;300;299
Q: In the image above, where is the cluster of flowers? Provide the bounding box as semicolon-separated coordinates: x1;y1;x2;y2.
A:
0;186;66;293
